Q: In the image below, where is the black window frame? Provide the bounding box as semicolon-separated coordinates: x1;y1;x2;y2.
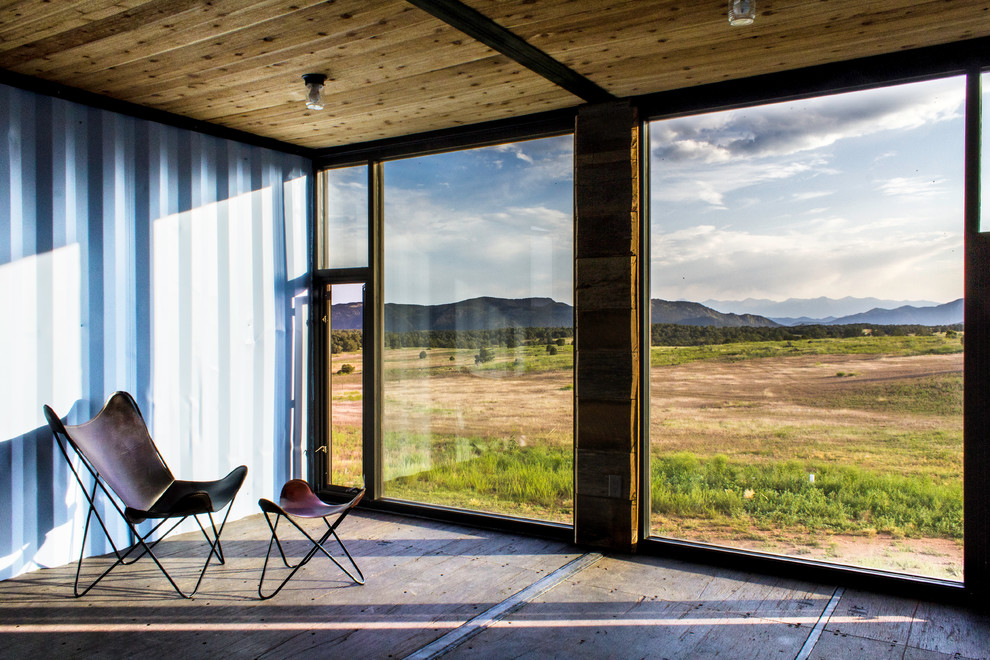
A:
311;160;381;500
309;37;989;602
637;40;988;604
312;112;578;542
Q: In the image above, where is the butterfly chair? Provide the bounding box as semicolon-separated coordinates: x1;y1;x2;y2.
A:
43;391;247;598
257;480;366;599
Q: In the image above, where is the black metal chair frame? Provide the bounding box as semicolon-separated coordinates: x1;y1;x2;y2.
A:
44;392;247;598
258;481;366;599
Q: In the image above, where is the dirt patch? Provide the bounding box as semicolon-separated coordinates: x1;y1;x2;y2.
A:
649;352;963;579
331;347;963;580
383;365;573;443
653;525;963;580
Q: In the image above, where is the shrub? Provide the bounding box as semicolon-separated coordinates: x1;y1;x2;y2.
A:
419;350;427;359
338;363;355;374
475;346;495;364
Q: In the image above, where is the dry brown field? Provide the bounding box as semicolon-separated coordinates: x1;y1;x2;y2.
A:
650;352;963;579
329;346;963;579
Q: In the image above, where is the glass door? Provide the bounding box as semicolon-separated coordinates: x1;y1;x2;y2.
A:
324;281;366;488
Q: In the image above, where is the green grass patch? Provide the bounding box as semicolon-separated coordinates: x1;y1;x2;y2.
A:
330;424;363;488
653;419;961;479
650;335;962;367
385;345;573;379
810;373;963;417
383;433;573;522
650;452;962;539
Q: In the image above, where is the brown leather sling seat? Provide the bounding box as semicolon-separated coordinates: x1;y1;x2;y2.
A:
44;391;247;598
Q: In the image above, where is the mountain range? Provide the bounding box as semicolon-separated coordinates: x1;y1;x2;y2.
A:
649;299;778;327
330;296;963;331
818;298;962;326
703;296;963;326
702;296;941;320
331;297;574;332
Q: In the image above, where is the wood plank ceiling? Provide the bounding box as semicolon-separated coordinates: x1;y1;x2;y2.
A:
1;0;988;150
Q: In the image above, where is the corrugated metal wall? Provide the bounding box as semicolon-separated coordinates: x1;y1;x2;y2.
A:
0;83;313;581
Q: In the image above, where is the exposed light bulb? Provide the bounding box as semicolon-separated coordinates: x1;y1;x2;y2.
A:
302;73;327;111
728;0;756;26
306;83;323;110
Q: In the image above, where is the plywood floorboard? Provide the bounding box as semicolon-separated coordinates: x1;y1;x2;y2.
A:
445;555;823;659
0;511;987;659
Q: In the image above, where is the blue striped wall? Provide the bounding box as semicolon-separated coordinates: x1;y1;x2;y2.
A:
0;83;313;580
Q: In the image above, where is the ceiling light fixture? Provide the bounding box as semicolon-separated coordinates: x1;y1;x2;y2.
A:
728;0;756;26
302;73;327;110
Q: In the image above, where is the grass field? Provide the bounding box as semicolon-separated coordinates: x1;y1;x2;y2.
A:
330;332;964;579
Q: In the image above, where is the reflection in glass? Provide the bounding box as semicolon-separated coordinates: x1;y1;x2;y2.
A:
328;283;365;488
318;165;368;269
381;136;574;523
983;71;989;232
648;78;965;579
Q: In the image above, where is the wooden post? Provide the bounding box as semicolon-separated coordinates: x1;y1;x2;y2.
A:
573;101;640;552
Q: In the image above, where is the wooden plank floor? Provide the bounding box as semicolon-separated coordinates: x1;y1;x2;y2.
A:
0;511;987;659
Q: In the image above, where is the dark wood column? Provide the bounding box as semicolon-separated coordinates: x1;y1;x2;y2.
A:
573;101;641;552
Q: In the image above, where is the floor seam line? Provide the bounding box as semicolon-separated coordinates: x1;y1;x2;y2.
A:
794;585;844;660
402;551;604;660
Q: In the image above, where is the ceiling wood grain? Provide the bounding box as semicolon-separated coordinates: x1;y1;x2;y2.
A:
1;0;988;149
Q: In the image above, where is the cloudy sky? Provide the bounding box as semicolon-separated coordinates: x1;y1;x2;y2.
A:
329;75;974;309
650;75;967;305
382;136;574;306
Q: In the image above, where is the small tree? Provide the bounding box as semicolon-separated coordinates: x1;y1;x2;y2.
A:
475;346;495;364
547;345;558;355
338;363;355;374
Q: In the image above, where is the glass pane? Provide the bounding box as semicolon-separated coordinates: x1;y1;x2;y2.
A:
648;77;965;580
382;136;574;523
328;282;364;487
983;71;989;232
318;165;368;269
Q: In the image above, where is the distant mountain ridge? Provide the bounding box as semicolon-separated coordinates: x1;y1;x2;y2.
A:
703;296;941;320
650;300;779;327
333;297;778;331
822;298;963;326
384;297;573;332
330;296;962;332
330;302;364;330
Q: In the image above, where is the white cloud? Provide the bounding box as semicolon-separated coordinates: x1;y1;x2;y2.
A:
651;78;964;165
383;181;574;306
879;176;947;200
647;77;965;305
650;215;962;302
792;191;832;202
652;154;823;207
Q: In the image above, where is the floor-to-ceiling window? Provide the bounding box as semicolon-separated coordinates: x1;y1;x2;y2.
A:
647;77;966;579
983;71;989;232
380;135;575;523
317;164;370;489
